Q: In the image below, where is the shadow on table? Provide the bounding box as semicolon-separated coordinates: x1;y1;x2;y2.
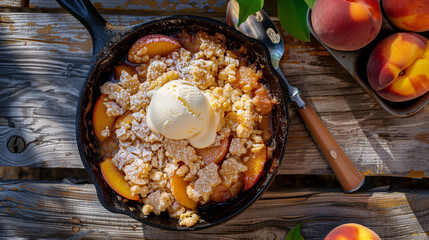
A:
334;62;429;177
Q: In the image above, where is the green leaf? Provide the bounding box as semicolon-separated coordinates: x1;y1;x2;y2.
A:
278;0;310;42
236;0;264;26
285;224;305;240
303;0;316;9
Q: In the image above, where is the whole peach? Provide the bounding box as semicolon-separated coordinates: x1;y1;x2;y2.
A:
367;32;429;102
325;223;381;240
311;0;382;51
383;0;429;32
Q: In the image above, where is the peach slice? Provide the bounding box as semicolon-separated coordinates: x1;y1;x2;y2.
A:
367;32;429;102
253;85;273;116
233;66;261;91
128;34;181;63
325;223;381;240
113;111;134;130
195;137;230;164
170;174;197;209
210;175;244;202
100;158;140;201
93;94;116;142
114;64;135;80
243;146;267;191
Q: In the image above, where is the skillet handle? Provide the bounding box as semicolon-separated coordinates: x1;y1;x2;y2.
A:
56;0;114;58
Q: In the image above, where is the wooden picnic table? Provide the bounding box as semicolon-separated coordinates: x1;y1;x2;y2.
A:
0;0;428;239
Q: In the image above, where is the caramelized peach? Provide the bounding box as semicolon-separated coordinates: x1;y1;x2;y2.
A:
260;116;272;144
170;174;197;209
243;146;267;191
325;223;381;240
114;64;135;80
98;136;119;157
128;34;181;63
367;32;429;102
311;0;382;51
233;66;261;91
100;158;140;201
93;95;116;142
210;175;244;203
253;85;273;116
195;137;230;164
113;111;134;130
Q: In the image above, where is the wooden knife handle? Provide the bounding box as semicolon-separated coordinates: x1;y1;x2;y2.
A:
295;97;364;192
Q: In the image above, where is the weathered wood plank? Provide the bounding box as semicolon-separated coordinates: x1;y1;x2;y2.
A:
27;0;279;17
0;12;157;167
0;0;21;8
28;0;227;13
25;0;278;17
0;180;428;239
0;11;428;177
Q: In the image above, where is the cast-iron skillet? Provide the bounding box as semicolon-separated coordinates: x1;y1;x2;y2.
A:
58;0;289;230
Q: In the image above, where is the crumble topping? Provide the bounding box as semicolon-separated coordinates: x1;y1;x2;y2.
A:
97;30;275;227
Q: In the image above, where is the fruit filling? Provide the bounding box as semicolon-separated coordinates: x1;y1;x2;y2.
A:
93;31;276;227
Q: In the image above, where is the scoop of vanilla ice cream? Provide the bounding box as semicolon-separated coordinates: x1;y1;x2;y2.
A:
146;80;219;148
188;106;220;149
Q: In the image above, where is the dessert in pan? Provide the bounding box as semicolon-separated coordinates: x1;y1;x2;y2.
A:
94;30;277;227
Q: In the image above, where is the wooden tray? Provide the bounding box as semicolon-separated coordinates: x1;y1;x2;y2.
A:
307;9;429;117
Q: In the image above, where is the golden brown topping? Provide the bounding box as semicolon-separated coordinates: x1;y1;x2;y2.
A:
96;30;274;228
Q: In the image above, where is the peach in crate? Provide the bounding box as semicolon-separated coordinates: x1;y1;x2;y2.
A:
367;32;429;102
382;0;429;32
100;158;140;201
311;0;382;51
93;94;116;142
128;34;181;63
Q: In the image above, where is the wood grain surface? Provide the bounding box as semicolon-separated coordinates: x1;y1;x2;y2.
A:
0;180;428;239
1;1;429;239
28;0;227;14
0;0;20;7
1;5;428;177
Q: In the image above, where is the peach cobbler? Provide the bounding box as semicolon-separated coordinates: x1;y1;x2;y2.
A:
93;30;276;227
